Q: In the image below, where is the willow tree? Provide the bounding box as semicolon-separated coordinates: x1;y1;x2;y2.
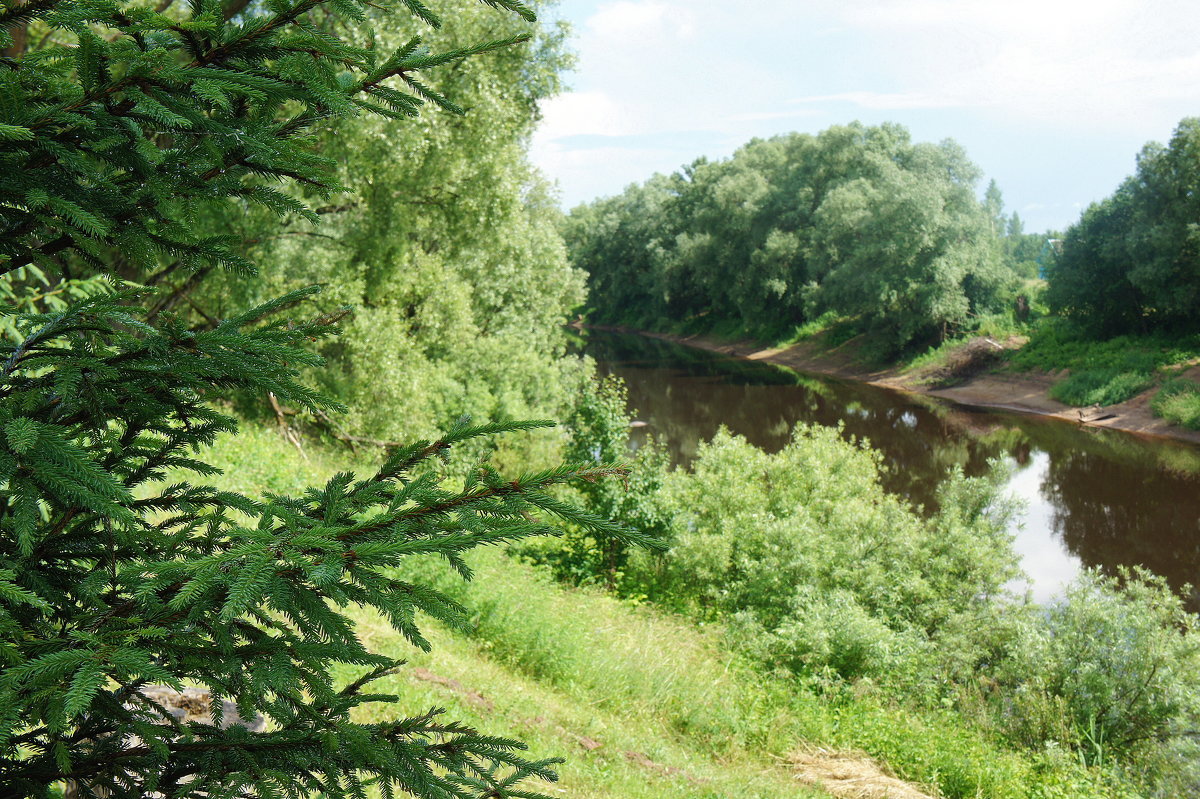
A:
0;1;653;797
1048;117;1200;336
567;123;1013;352
177;0;588;445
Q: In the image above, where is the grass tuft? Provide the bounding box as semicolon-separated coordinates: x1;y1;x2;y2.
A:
1152;378;1200;430
1049;369;1154;406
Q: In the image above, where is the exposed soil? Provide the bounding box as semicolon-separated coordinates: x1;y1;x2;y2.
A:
587;325;1200;446
790;748;936;799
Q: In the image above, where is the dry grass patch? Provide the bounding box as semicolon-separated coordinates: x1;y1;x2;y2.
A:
791;748;936;799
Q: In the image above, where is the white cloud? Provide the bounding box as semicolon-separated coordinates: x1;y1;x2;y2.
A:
788;91;960;111
535;91;632;140
821;0;1200;127
585;1;695;39
726;109;824;124
535;0;1200;227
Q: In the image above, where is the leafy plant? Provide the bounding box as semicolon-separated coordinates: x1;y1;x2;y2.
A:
623;425;1020;687
516;375;669;588
0;0;656;797
567;123;1017;354
0;289;656;797
1151;377;1200;429
992;570;1200;780
1049;369;1153;407
1047;118;1200;336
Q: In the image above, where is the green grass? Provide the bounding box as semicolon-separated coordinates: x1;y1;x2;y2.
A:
1006;319;1200;407
181;421;1142;799
1152;378;1200;430
341;602;828;799
1049;368;1155;406
404;549;1093;799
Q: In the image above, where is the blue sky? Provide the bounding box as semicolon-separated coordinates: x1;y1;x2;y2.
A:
530;0;1200;233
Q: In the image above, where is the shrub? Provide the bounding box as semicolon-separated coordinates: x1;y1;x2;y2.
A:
1151;378;1200;429
515;375;671;588
993;570;1200;780
623;425;1020;687
1049;368;1154;406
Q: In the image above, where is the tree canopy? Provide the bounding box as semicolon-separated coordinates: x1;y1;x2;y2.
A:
0;1;650;797
566;123;1017;354
1047;117;1200;336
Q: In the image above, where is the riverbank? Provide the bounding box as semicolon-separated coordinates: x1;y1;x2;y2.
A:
582;324;1200;446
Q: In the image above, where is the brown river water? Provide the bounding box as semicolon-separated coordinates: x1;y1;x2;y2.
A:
584;331;1200;607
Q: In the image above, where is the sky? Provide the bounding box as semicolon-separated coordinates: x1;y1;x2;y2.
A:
529;0;1200;233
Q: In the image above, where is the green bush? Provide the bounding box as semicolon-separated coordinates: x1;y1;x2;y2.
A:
515;375;671;587
1049;368;1154;406
991;570;1200;789
1151;378;1200;429
621;425;1020;688
545;394;1199;795
1009;319;1200;406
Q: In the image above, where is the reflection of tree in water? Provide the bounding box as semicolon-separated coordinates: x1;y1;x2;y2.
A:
1042;448;1200;607
589;333;1006;511
586;331;1200;607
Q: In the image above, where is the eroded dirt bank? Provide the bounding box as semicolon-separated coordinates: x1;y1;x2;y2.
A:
583;325;1200;446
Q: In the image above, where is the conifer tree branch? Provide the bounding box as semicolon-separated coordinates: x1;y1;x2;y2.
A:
0;2;639;797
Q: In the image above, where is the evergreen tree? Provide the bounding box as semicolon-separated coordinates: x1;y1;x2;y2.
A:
0;1;655;796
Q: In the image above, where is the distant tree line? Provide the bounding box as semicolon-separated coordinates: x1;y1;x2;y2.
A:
1048;118;1200;337
565;123;1041;355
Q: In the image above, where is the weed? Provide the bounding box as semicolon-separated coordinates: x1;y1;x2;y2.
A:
1152;378;1200;429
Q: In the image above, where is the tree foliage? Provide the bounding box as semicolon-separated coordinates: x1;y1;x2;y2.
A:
183;0;588;443
559;418;1200;791
3;0;586;445
623;425;1021;685
1047;117;1200;336
515;374;668;588
566;123;1018;354
0;0;648;796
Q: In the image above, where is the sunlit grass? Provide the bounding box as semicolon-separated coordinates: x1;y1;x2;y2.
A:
187;421;1134;799
1152;378;1200;430
1007;319;1200;406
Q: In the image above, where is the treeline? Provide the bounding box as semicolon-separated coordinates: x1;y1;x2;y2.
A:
1049;118;1200;337
566;123;1043;355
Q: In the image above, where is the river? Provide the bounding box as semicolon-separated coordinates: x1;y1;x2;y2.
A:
584;331;1200;607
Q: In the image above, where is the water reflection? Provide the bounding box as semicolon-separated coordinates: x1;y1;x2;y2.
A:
584;332;1200;606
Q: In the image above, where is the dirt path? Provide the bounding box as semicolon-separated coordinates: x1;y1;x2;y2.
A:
586;325;1200;446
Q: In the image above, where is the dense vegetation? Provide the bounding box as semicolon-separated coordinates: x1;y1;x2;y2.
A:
5;0;1200;794
565;123;1043;355
199;413;1200;799
1047;118;1200;337
1003;118;1200;413
0;1;635;797
522;377;1200;797
568;117;1200;426
181;0;588;444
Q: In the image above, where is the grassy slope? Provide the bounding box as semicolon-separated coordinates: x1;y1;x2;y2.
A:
194;423;1123;799
201;425;828;799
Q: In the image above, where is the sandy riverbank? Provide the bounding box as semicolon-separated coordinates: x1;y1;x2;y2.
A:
585;325;1200;446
